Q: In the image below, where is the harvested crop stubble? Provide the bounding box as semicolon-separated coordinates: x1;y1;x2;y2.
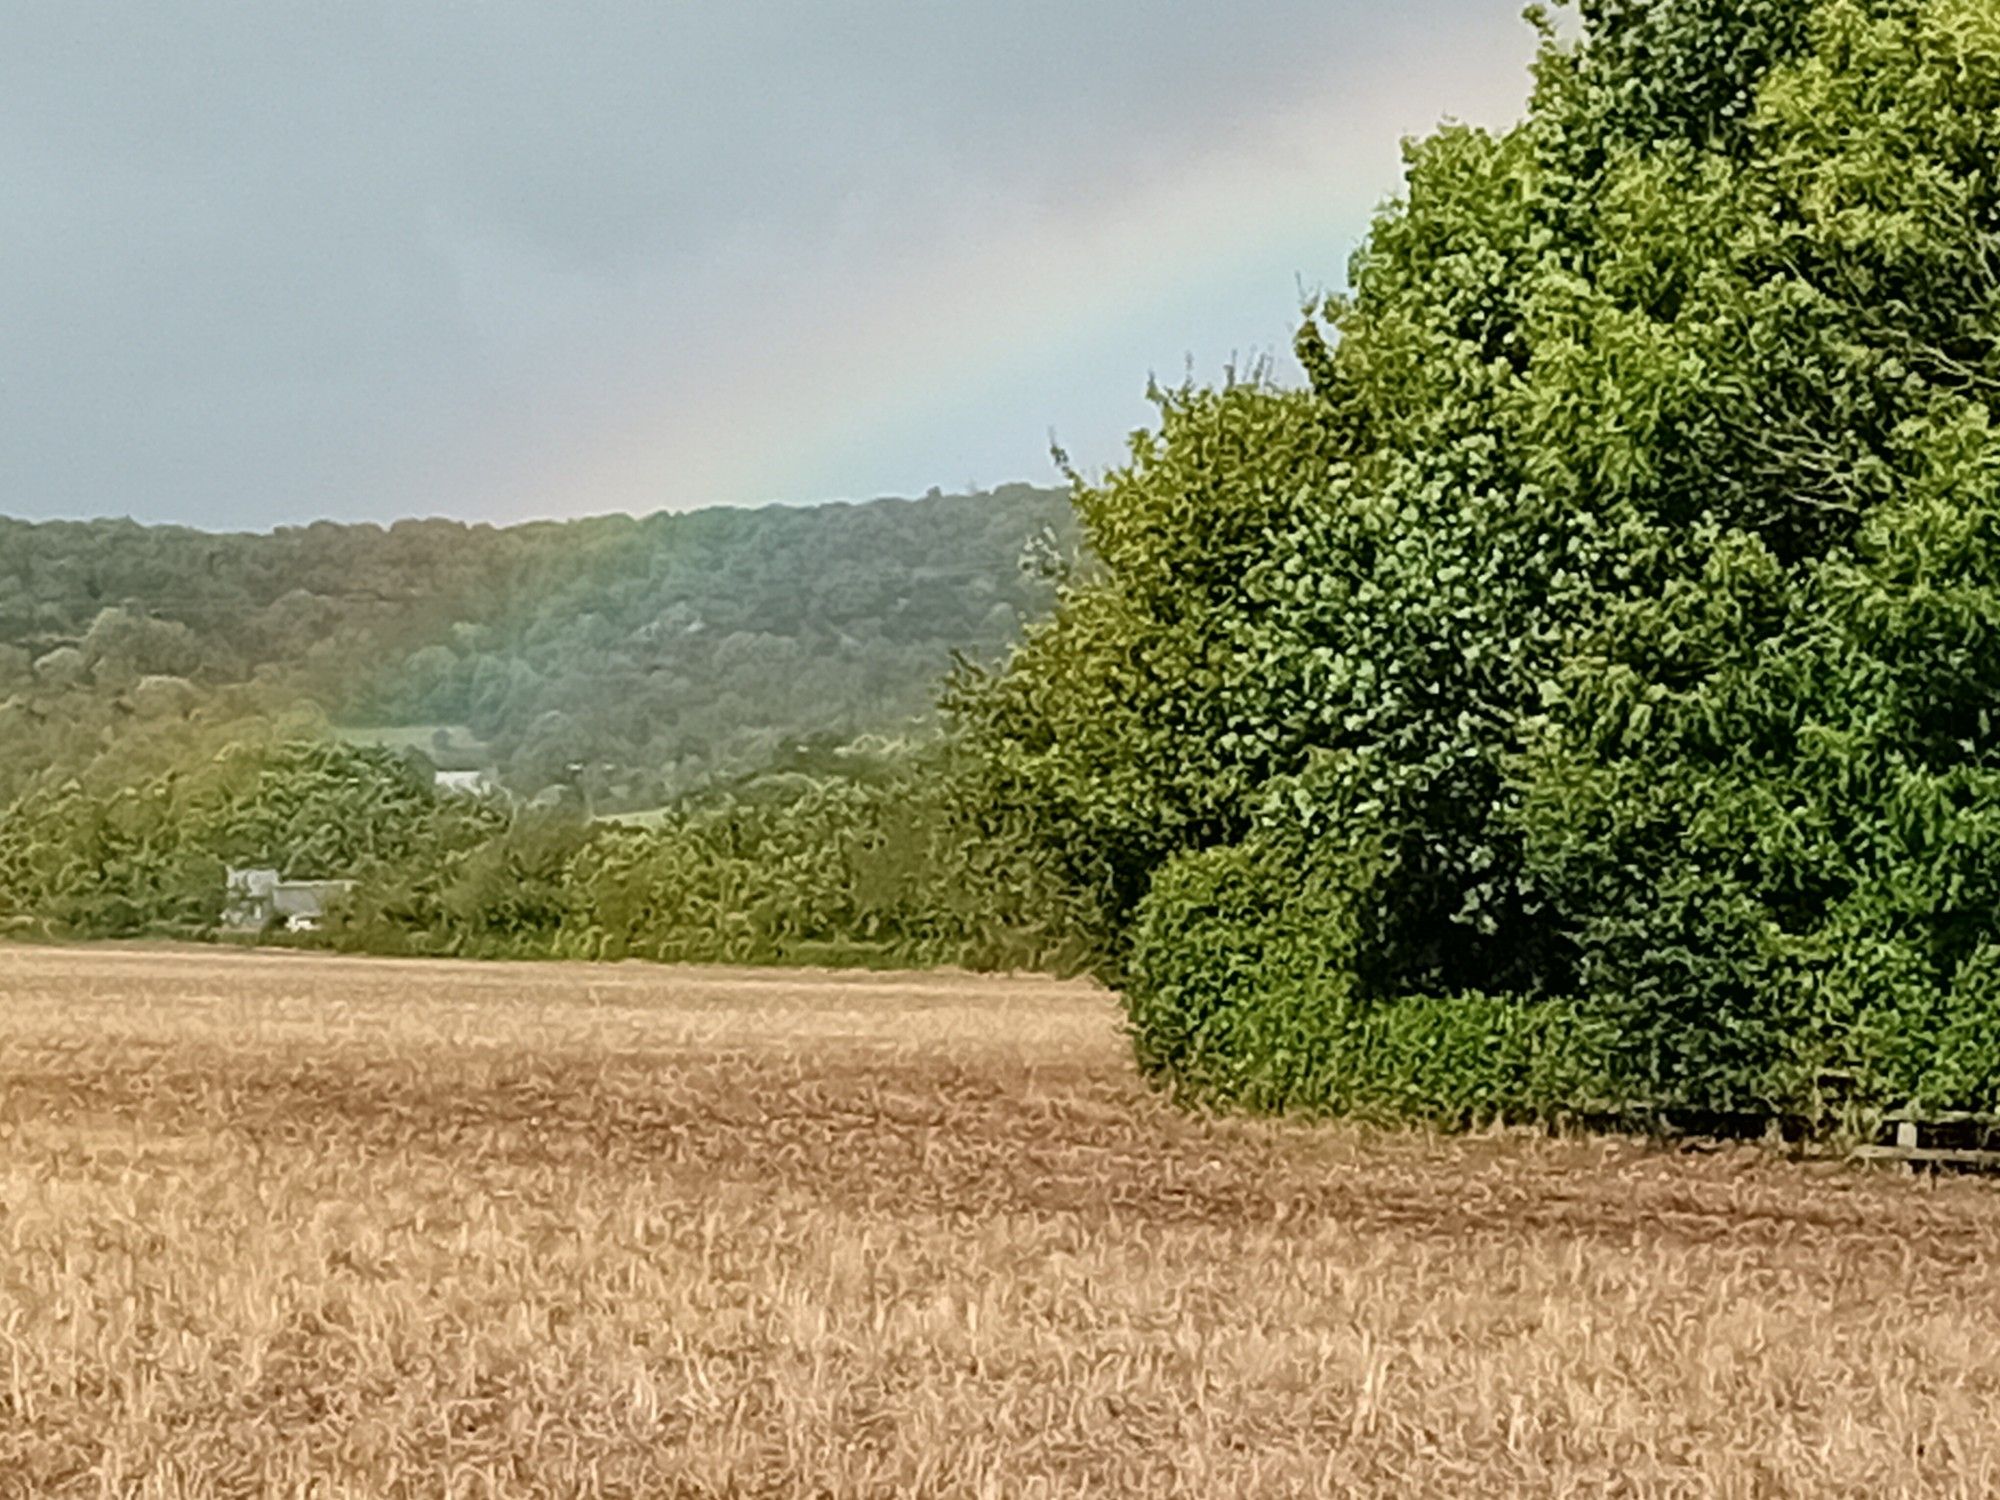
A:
3;946;2000;1496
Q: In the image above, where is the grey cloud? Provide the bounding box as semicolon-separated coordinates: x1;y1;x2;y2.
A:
1;1;1532;528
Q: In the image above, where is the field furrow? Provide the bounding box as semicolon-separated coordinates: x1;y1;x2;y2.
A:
2;945;1998;1498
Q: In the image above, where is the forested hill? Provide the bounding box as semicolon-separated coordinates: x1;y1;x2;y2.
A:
0;484;1073;807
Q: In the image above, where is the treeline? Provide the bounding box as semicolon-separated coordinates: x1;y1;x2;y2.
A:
0;485;1070;807
0;737;1088;975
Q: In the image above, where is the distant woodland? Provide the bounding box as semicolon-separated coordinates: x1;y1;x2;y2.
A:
0;485;1071;808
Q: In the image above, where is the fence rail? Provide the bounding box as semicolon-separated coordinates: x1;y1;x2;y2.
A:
1587;1098;2000;1172
1846;1109;2000;1170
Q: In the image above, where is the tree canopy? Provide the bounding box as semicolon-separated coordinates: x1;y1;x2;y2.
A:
955;0;2000;1122
0;486;1070;807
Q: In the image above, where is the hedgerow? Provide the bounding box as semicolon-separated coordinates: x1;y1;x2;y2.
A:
0;732;1086;973
0;738;499;937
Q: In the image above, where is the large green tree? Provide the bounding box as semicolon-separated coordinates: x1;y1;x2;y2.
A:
957;0;2000;1121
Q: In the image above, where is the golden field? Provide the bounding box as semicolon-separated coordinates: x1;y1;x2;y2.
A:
3;945;2000;1497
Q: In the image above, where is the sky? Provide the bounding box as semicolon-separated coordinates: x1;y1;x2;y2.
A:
2;2;1541;531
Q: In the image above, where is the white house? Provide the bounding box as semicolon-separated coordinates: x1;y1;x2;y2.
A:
223;867;356;932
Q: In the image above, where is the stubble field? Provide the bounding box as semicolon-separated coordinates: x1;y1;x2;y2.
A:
3;944;2000;1497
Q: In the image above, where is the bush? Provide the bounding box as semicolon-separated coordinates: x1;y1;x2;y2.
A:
327;809;589;958
558;768;1080;972
1128;838;1617;1125
0;738;501;939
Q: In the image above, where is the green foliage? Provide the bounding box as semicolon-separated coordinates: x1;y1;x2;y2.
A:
328;810;590;959
1507;0;2000;1115
960;0;2000;1125
1572;0;1814;153
0;738;501;937
947;382;1354;962
0;487;1071;808
0;720;1087;971
1128;837;1616;1124
553;756;1086;972
559;782;926;967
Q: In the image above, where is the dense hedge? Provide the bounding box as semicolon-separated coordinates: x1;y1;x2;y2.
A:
957;0;2000;1125
1126;830;1619;1126
0;734;1087;975
336;767;1089;972
0;738;500;937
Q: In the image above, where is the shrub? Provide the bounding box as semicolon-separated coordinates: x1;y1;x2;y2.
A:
0;738;501;939
1128;836;1617;1125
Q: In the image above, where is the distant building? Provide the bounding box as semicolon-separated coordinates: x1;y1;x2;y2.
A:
223;867;355;932
222;867;277;926
435;769;497;798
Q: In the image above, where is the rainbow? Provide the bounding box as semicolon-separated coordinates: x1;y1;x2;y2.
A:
484;26;1536;524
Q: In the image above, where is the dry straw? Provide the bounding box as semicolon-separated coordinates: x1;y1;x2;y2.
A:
3;945;1999;1497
